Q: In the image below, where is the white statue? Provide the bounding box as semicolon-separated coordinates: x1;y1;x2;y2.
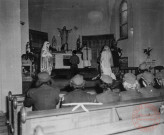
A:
40;41;53;75
100;45;116;80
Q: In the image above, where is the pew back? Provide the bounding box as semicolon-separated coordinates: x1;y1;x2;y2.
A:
7;91;25;135
20;97;164;135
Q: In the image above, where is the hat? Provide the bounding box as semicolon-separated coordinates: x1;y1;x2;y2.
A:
100;75;113;84
141;72;154;84
103;45;110;50
123;73;136;85
139;62;147;70
70;74;85;88
38;72;51;82
155;70;164;79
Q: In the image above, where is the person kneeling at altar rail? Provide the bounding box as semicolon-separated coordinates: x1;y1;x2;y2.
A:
24;71;60;111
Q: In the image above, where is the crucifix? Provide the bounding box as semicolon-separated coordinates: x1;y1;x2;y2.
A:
57;26;72;51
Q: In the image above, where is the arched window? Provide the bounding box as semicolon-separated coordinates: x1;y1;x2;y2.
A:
119;0;128;39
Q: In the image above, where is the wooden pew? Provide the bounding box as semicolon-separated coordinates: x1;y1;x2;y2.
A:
7;91;66;135
20;96;164;135
7;91;25;135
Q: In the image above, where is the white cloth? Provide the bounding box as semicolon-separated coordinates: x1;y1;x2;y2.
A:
82;47;92;67
100;47;116;80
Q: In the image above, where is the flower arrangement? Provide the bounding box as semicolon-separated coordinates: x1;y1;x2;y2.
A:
143;47;153;57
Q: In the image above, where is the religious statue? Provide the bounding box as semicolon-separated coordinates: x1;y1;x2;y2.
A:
57;26;72;51
51;35;57;50
100;45;116;80
40;41;53;75
26;42;31;53
76;35;81;51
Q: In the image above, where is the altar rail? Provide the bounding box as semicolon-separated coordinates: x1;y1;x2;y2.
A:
20;97;164;135
119;67;138;75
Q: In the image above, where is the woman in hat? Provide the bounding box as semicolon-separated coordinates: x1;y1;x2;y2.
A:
62;74;97;103
120;73;143;101
24;72;60;111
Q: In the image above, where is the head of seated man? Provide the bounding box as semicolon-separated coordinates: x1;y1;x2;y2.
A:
123;73;140;91
95;74;120;104
62;74;97;104
138;72;161;98
99;74;113;91
137;71;154;88
24;71;60;111
138;62;149;74
155;70;164;88
120;73;142;101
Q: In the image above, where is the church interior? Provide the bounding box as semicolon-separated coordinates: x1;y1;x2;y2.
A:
0;0;164;135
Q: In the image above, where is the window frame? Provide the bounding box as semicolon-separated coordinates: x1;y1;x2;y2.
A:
119;0;128;40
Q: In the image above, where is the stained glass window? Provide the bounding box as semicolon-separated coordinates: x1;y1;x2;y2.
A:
119;0;128;39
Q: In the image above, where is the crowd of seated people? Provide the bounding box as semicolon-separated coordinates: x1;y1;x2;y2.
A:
23;67;164;111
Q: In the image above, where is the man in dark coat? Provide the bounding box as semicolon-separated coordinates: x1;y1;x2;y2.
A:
96;75;120;103
69;50;80;77
24;71;60;111
63;74;97;103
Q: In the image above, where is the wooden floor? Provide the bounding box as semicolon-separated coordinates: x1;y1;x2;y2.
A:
0;113;8;135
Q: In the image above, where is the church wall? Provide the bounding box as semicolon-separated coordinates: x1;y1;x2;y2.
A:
110;0;164;67
21;0;29;54
29;0;111;51
28;0;44;31
0;0;22;112
29;0;164;67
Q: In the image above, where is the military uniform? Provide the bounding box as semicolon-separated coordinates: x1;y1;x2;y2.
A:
63;89;96;103
24;72;60;111
96;90;120;103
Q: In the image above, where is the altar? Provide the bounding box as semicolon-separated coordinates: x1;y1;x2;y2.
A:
52;52;84;69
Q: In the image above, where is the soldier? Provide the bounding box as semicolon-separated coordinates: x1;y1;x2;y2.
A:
62;74;97;103
24;72;60;111
120;73;143;101
138;72;161;98
96;75;120;104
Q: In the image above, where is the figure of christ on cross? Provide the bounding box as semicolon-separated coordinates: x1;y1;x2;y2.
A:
57;26;72;51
